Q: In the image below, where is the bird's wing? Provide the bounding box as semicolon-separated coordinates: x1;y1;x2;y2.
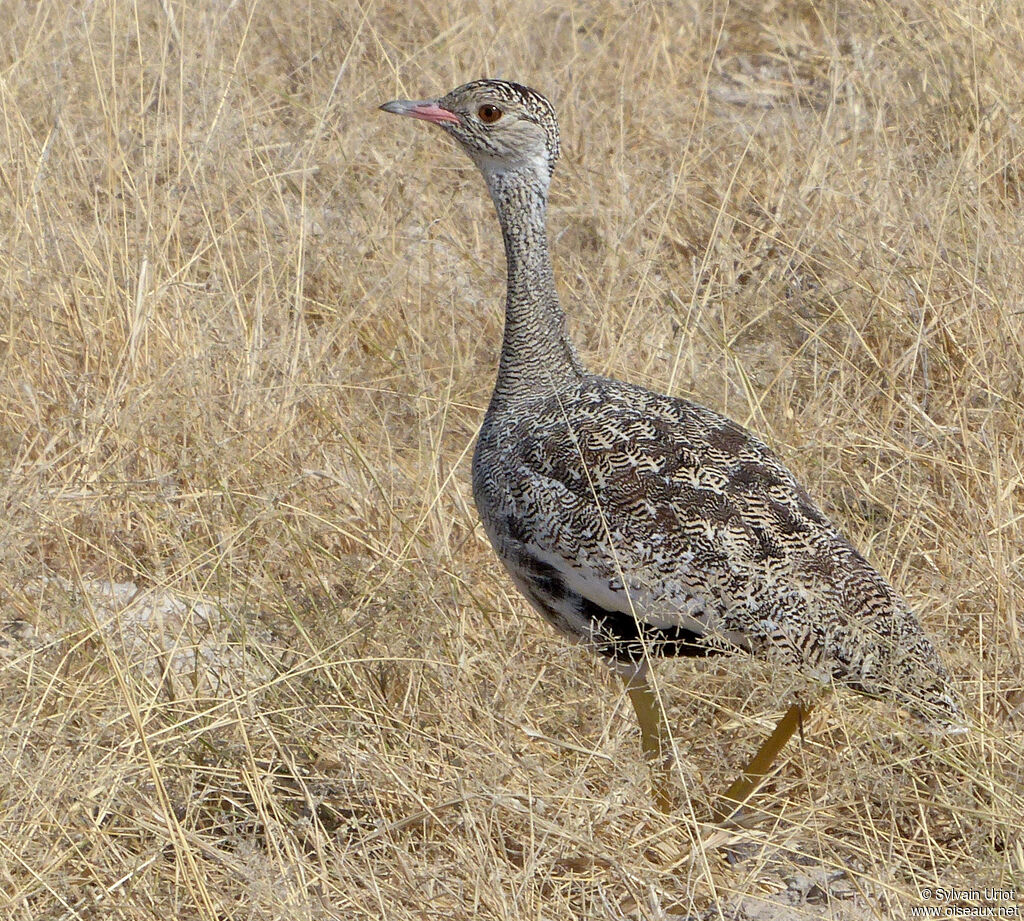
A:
483;378;954;718
501;378;844;635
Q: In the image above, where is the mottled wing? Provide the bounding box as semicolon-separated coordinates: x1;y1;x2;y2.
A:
474;377;959;723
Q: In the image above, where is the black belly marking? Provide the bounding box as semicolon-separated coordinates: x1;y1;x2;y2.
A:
579;595;720;663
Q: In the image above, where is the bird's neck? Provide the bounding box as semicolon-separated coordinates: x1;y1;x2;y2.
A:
484;167;584;406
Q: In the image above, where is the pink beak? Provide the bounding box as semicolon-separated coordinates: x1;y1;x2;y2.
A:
379;98;462;127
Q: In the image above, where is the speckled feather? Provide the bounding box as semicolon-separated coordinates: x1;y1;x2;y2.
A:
473;378;959;722
385;79;962;726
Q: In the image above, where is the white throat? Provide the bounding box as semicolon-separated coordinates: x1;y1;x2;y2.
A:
471;148;551;190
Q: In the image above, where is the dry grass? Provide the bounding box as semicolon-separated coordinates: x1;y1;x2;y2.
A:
1;0;1022;918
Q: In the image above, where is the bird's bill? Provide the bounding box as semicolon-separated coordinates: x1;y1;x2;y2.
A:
379;98;461;126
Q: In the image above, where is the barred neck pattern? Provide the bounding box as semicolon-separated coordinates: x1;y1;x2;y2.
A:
485;167;584;407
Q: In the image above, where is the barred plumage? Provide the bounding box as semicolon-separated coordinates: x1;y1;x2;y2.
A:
381;79;963;811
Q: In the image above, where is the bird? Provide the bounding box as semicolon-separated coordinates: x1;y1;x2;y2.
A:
380;79;963;817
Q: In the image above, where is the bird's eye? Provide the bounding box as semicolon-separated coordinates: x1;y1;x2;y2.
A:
477;104;503;124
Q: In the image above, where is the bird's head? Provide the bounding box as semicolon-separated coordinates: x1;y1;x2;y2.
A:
380;79;559;187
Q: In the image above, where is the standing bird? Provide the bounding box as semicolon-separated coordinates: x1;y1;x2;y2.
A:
380;79;963;816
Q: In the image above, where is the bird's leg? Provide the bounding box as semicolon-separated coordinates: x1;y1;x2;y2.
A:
713;702;810;822
620;668;675;813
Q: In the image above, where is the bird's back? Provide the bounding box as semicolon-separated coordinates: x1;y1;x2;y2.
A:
473;374;961;725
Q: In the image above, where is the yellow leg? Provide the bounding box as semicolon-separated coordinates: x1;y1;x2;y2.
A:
713;703;809;822
621;672;674;813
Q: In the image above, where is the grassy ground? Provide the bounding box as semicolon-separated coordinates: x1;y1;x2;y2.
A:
1;0;1022;918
